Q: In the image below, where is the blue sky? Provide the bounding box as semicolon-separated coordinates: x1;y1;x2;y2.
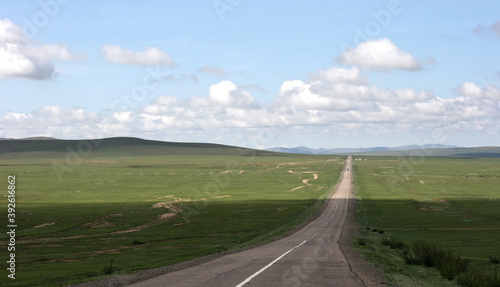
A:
1;0;500;148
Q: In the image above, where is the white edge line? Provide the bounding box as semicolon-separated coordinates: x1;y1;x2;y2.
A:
235;240;307;287
235;199;342;287
235;165;349;287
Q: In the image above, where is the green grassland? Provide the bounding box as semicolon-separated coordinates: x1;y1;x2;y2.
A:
353;156;500;286
0;139;343;286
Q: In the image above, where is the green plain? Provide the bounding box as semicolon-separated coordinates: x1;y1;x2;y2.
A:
354;156;500;286
0;149;343;286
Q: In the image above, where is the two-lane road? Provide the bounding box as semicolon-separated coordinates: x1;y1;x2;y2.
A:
131;156;365;286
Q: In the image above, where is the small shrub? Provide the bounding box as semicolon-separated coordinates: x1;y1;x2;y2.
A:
400;247;421;265
410;241;436;267
490;255;500;264
437;253;468;280
400;241;468;280
355;237;366;246
378;230;385;234
133;240;144;245
103;259;114;275
381;237;407;250
456;267;500;287
220;242;231;251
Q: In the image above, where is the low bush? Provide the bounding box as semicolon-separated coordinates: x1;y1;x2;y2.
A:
400;240;468;280
381;237;407;250
103;259;114;275
355;237;366;246
490;255;500;264
399;248;420;265
456;267;500;287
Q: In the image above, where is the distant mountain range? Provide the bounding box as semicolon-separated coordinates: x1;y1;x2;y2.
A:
266;144;460;155
266;144;500;158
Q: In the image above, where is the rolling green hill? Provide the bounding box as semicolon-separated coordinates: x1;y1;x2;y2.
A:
0;137;279;157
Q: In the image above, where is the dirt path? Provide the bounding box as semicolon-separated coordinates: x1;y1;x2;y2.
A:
20;202;181;244
287;171;319;191
302;173;318;184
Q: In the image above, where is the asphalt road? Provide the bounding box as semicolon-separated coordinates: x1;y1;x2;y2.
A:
131;156;365;287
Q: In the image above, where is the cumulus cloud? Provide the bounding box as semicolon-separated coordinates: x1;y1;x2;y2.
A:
0;18;86;80
275;78;434;120
0;18;28;44
209;81;256;107
2;70;500;147
474;21;500;39
337;38;422;71
102;45;176;67
190;80;260;110
455;82;483;98
455;81;500;101
130;80;266;133
1;106;101;139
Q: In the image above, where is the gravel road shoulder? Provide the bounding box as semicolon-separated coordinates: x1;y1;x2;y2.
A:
339;186;388;286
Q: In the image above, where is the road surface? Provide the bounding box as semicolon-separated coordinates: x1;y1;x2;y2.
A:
131;156;365;286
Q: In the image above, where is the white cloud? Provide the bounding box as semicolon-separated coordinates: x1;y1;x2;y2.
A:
1;106;100;139
337;38;422;71
0;18;28;44
190;80;260;110
209;80;237;105
455;82;483;98
455;81;500;101
102;45;176;67
0;18;85;80
277;80;345;111
2;70;500;148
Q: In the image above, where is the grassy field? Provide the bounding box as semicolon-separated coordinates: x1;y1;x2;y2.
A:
0;140;343;286
353;156;500;286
